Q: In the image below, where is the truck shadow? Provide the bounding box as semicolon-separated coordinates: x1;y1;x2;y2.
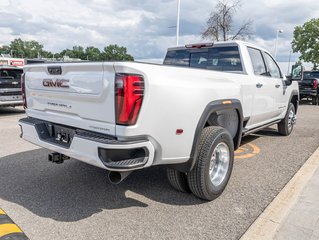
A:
0;149;204;222
0;107;25;117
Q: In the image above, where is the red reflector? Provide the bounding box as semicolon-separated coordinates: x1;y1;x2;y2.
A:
21;73;27;109
115;74;144;125
176;129;184;135
313;80;317;89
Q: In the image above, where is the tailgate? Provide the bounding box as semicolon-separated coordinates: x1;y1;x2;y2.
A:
24;62;116;135
299;79;315;89
0;68;22;100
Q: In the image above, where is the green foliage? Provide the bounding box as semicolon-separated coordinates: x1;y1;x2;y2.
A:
85;46;101;61
101;44;134;61
0;38;134;61
0;38;52;58
292;18;319;69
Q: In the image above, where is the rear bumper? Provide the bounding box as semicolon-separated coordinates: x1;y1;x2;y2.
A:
0;100;23;107
299;89;317;97
19;117;155;171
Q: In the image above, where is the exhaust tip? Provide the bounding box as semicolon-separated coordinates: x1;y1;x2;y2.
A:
108;171;122;184
108;171;132;184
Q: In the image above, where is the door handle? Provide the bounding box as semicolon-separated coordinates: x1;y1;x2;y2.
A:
256;83;263;88
275;84;281;88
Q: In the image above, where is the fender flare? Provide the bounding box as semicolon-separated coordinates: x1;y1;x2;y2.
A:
171;99;243;172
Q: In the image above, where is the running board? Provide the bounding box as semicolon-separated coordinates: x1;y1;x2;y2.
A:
242;120;281;136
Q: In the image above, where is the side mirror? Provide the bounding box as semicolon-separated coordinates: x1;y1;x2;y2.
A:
285;75;292;86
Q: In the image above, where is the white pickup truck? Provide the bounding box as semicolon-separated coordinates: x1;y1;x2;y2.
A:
19;41;299;200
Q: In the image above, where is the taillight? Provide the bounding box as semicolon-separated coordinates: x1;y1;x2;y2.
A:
115;74;144;125
313;80;318;89
21;73;27;109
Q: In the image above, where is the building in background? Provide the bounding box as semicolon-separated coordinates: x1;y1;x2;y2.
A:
0;54;25;68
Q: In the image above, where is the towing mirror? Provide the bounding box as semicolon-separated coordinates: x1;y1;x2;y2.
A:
285;75;292;86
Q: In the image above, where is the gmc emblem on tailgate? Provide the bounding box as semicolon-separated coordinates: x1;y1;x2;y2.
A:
43;79;70;88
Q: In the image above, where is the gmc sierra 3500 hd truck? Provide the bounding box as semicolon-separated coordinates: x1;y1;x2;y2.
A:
19;41;299;201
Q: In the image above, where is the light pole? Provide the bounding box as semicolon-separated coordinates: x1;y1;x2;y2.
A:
176;0;181;46
274;29;283;60
10;49;16;57
287;50;292;75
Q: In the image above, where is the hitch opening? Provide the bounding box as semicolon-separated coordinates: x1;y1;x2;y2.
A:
48;152;70;164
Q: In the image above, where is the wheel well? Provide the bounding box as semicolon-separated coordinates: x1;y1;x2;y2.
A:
291;95;299;113
205;109;240;148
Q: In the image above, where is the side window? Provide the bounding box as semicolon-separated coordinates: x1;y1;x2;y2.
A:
207;46;243;72
263;53;282;78
247;47;267;76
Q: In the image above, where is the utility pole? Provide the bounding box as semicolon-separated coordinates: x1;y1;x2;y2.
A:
274;29;283;60
287;50;292;75
176;0;181;46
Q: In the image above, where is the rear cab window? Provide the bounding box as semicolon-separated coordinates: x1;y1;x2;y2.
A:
163;45;243;73
0;68;23;80
303;71;319;79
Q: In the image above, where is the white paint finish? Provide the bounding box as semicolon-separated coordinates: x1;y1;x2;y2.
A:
21;41;298;168
24;62;116;135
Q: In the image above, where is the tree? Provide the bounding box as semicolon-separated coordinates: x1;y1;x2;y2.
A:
201;0;252;41
0;38;52;58
292;18;319;69
102;44;134;61
85;46;101;61
59;44;134;61
59;46;85;59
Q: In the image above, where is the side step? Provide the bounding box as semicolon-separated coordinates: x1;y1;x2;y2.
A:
242;120;281;136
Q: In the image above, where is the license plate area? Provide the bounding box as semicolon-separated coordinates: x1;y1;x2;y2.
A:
52;125;74;144
0;95;22;101
35;122;75;148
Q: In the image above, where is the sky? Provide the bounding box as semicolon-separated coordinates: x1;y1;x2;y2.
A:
0;0;318;68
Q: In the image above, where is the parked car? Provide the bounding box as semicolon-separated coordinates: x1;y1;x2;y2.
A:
19;41;299;200
0;65;23;107
299;70;319;105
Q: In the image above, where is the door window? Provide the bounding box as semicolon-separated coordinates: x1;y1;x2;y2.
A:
264;53;282;78
247;47;267;76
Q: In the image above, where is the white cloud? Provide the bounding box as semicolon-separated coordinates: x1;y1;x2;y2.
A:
0;0;318;62
0;0;9;7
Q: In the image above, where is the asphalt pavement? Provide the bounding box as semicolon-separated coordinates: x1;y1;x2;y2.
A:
0;104;318;240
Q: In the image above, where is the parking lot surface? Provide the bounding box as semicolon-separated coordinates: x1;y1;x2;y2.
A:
0;104;318;240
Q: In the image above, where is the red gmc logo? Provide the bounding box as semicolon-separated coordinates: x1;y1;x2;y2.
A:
43;79;69;88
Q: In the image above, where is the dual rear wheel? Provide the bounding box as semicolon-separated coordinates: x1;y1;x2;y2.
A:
168;103;297;200
167;126;234;201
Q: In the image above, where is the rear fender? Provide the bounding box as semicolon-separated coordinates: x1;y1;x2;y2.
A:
171;99;243;172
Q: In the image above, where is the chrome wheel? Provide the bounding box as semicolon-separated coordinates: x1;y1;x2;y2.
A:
209;142;230;187
288;109;296;132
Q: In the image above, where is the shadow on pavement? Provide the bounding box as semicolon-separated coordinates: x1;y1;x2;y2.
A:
0;107;25;116
0;149;204;222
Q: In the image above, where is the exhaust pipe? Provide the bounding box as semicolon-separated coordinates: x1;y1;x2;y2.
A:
108;171;132;184
48;152;70;164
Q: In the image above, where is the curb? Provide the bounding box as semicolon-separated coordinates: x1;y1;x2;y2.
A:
240;146;319;240
0;209;29;240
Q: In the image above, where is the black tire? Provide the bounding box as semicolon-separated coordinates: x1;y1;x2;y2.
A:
278;103;296;136
187;126;234;201
312;96;318;105
166;168;191;193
